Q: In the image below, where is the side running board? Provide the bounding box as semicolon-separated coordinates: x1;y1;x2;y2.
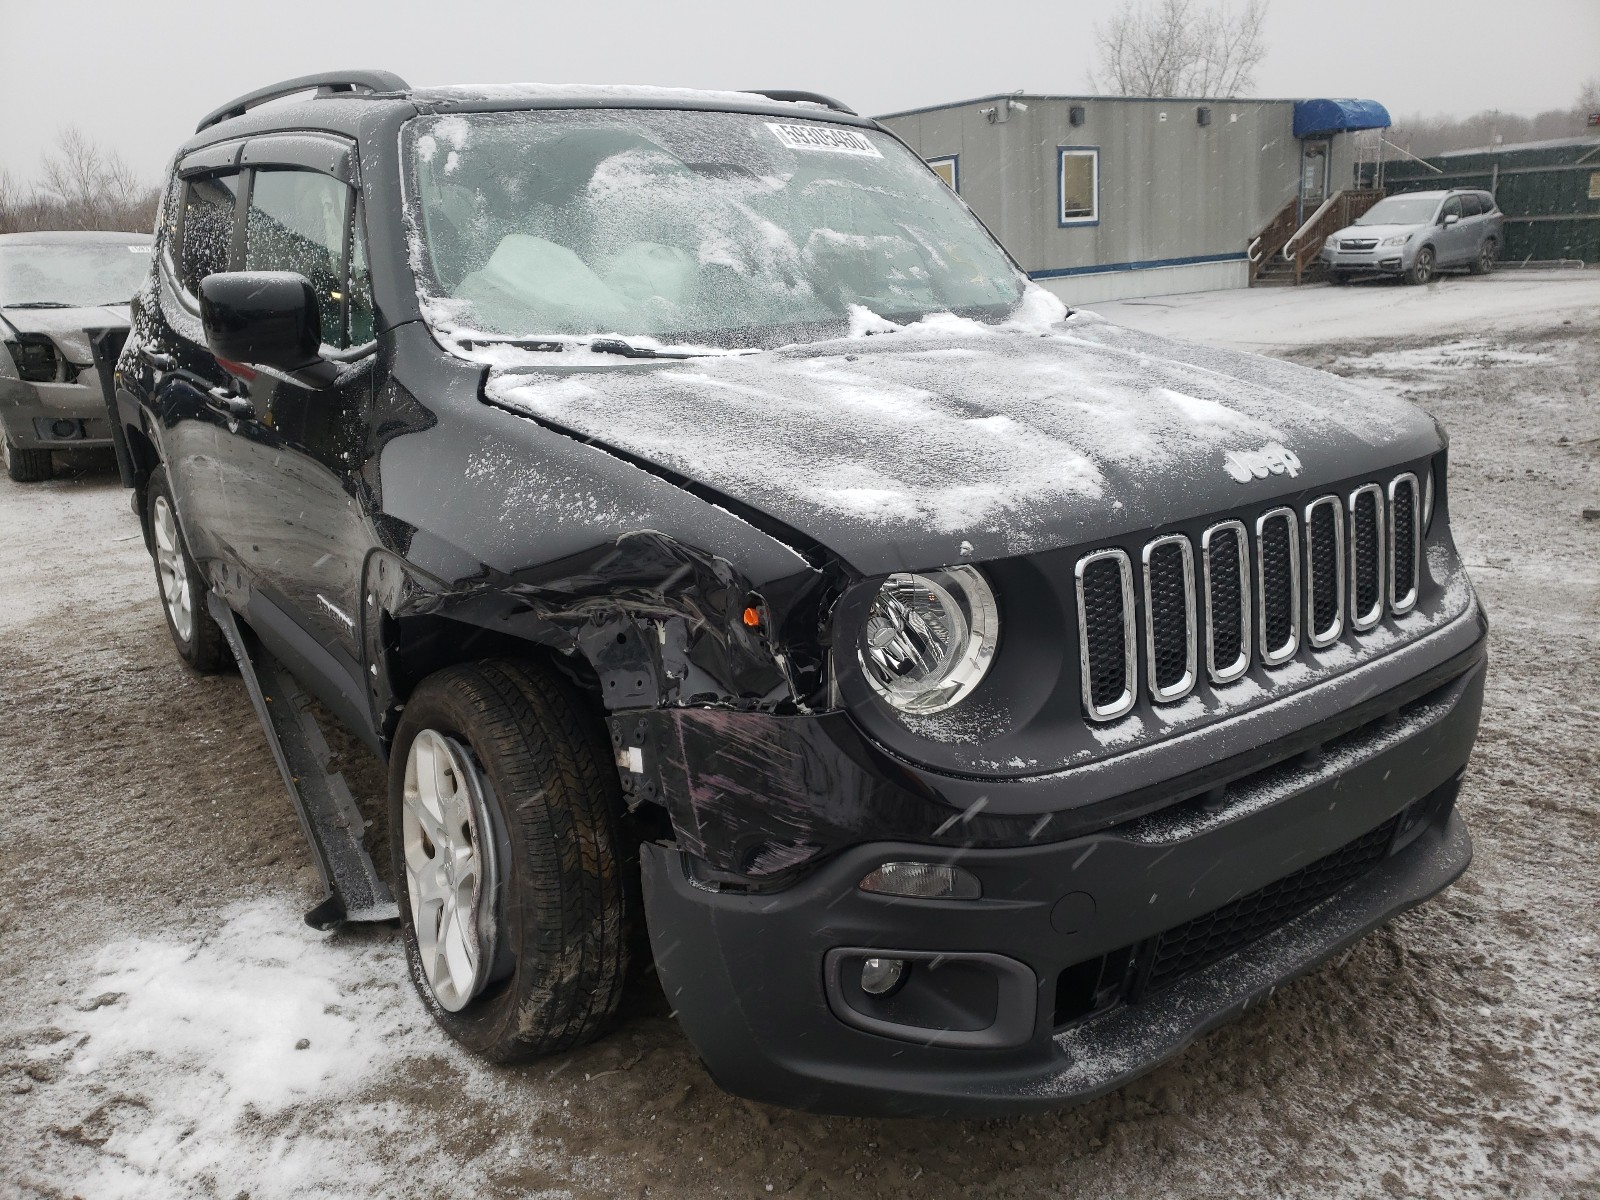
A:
207;593;399;930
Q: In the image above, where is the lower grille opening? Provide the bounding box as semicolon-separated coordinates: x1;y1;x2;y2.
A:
1136;814;1399;997
1053;946;1134;1026
1053;814;1403;1028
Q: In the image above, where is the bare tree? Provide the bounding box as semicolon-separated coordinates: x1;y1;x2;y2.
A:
1387;81;1600;159
36;127;148;228
0;128;159;234
1580;76;1600;115
1091;0;1269;98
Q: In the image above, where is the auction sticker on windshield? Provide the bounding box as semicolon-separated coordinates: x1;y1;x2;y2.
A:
766;123;882;157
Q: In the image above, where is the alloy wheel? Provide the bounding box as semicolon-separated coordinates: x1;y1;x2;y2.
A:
152;495;194;642
402;729;497;1012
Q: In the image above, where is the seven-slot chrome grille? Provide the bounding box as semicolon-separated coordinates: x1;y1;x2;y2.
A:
1076;473;1427;720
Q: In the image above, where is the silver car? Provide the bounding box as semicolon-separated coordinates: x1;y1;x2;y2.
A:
1321;189;1503;286
0;230;153;482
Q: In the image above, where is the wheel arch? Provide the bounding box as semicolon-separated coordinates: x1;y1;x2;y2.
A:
362;531;841;751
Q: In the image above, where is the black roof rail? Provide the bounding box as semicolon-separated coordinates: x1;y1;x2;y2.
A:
196;70;411;133
745;89;858;116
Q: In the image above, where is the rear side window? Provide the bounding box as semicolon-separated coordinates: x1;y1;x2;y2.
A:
1458;194;1482;217
179;173;241;296
245;169;352;347
1479;192;1498;214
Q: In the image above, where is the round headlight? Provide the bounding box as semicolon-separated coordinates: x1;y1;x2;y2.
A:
858;566;998;714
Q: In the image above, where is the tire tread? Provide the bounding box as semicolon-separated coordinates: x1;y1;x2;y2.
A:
4;443;52;483
390;658;630;1061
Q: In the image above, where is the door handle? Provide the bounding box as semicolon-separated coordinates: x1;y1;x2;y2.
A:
206;386;254;420
139;347;176;373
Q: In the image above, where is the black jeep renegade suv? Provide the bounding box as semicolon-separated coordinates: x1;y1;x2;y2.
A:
113;71;1487;1117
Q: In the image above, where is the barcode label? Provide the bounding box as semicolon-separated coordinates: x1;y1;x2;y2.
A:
766;123;881;157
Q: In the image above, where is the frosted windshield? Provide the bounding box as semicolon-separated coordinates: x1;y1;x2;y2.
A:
0;242;152;308
405;109;1024;348
1355;197;1440;226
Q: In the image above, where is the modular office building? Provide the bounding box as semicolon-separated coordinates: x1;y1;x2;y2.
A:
876;94;1390;304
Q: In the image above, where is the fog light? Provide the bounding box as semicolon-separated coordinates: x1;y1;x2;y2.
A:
858;861;981;900
50;419;79;439
860;957;905;995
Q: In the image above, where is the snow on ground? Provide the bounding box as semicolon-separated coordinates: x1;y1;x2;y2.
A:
21;903;467;1197
3;272;1599;1198
1089;268;1600;353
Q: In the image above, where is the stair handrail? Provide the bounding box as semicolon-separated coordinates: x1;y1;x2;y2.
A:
1248;195;1301;283
1281;194;1340;260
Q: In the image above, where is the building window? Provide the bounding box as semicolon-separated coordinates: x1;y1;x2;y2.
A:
926;156;959;193
1058;147;1099;226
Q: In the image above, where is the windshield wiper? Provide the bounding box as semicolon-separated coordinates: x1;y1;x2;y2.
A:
459;335;722;360
589;337;707;360
2;301;76;310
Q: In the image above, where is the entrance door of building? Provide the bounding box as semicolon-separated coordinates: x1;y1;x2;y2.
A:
1298;141;1331;223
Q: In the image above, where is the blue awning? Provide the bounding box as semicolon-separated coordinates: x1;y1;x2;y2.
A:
1293;99;1391;139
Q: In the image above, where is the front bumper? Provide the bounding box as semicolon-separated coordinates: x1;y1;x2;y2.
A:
0;377;114;449
1321;244;1411;275
640;640;1485;1117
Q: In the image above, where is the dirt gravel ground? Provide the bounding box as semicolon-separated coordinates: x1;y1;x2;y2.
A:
2;274;1598;1199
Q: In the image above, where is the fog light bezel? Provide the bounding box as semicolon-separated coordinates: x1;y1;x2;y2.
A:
823;947;1037;1049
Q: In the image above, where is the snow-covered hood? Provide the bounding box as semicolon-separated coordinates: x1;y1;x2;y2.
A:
484;309;1440;575
0;305;130;366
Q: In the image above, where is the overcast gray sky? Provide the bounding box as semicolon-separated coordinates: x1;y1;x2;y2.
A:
2;0;1595;185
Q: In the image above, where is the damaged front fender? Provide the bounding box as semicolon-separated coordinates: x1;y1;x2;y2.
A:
612;706;1047;883
364;527;847;741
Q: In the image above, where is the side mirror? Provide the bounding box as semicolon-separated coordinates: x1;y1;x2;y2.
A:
199;271;324;376
1442;213;1460;227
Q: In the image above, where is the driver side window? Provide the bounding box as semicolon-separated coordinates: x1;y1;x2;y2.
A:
244;169;356;348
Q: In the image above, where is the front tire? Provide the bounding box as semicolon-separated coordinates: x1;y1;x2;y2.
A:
1405;246;1436;286
389;659;631;1061
146;466;231;673
1469;238;1497;275
1329;271;1351;286
3;439;52;482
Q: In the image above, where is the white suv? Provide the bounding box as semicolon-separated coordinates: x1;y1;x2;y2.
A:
1322;189;1503;285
